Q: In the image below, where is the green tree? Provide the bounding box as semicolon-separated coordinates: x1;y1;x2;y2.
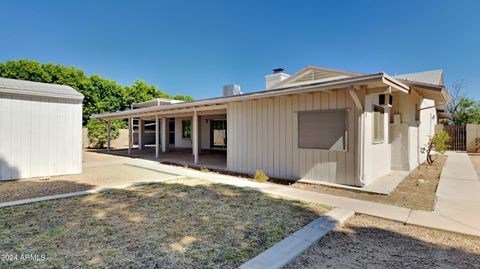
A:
86;119;126;148
424;131;450;165
453;98;480;124
0;59;193;125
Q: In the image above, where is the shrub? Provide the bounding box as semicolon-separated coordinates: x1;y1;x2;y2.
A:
254;169;269;182
86;119;126;148
424;131;450;165
201;167;209;173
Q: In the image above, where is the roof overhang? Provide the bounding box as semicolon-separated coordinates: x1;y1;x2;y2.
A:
399;80;450;105
92;73;409;120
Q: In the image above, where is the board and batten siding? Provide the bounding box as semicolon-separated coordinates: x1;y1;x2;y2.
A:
227;88;360;186
0;93;83;180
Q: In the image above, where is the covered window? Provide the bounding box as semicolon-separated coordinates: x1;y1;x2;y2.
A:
373;105;385;143
298;109;347;151
182;120;191;139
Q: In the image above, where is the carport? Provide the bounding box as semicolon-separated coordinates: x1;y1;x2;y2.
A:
92;100;227;169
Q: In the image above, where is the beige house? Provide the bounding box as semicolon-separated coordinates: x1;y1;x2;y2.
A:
92;66;449;187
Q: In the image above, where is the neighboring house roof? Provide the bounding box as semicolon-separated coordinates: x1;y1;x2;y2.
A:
0;77;84;100
394;70;444;86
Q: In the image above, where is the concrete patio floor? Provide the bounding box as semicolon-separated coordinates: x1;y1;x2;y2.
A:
90;147;227;170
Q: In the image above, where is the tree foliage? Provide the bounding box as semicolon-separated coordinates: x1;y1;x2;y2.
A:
424;131;450;165
86;119;126;148
0;59;193;125
446;81;480;125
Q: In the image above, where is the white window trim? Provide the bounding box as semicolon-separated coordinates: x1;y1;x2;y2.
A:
372;105;385;144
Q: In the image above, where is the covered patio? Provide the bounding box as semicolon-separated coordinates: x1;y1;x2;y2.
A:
95;100;228;170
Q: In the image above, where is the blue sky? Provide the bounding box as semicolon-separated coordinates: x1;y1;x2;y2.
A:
1;0;479;100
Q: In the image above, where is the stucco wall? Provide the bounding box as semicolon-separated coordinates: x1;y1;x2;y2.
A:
363;94;391;184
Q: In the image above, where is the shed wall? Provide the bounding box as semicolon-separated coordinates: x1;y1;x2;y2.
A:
227;88;360;186
0;94;83;180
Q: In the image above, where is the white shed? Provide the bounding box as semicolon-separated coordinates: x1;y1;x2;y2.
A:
0;77;84;180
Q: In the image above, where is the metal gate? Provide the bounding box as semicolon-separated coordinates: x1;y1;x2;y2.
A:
444;125;466;151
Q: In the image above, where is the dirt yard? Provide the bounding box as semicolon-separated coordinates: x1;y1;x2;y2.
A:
468;154;480;178
0;164;173;203
290;155;447;210
0;178;328;268
286;214;480;269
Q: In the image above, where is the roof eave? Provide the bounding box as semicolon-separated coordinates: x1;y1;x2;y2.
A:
93;73;397;120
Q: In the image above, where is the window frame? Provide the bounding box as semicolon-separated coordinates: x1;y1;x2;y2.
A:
372;104;385;144
297;109;348;151
182;119;192;139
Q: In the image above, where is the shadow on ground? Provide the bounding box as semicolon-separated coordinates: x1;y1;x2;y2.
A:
0;179;327;269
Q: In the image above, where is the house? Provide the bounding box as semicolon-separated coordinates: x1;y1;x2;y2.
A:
92;66;449;187
0;77;84;180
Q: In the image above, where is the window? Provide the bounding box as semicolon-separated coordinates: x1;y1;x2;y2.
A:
182;120;191;139
298;109;347;150
373;105;385;143
210;119;227;149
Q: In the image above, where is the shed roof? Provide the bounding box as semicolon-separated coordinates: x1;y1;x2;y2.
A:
0;77;84;100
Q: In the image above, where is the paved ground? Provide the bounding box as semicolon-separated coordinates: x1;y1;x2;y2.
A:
0;152;173;203
433;152;480;233
286;214;480;269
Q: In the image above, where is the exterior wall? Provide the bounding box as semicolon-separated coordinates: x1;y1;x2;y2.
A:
200;114;226;150
0;94;83;180
418;99;437;162
226;88;360;186
174;116;192;148
363;94;391;185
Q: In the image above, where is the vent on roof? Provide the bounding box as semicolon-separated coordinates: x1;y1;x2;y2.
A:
293;70;346;84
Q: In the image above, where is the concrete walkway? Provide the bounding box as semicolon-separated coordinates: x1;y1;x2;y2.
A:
433;151;480;232
125;156;480;237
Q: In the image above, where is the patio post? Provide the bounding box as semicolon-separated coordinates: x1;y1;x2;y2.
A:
193;110;199;164
128;117;133;155
155;114;159;159
138;119;145;150
106;120;111;152
161;117;167;152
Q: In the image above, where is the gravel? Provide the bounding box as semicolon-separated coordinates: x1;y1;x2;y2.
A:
286;214;480;269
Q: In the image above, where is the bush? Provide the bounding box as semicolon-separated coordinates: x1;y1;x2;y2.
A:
86;119;126;148
425;131;450;165
254;170;269;182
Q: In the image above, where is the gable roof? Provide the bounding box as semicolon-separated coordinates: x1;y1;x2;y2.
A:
0;77;84;100
394;70;444;86
270;66;362;89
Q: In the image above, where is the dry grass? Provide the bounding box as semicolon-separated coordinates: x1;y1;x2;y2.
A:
286;214;480;268
0;164;172;203
291;155;447;210
0;178;328;269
